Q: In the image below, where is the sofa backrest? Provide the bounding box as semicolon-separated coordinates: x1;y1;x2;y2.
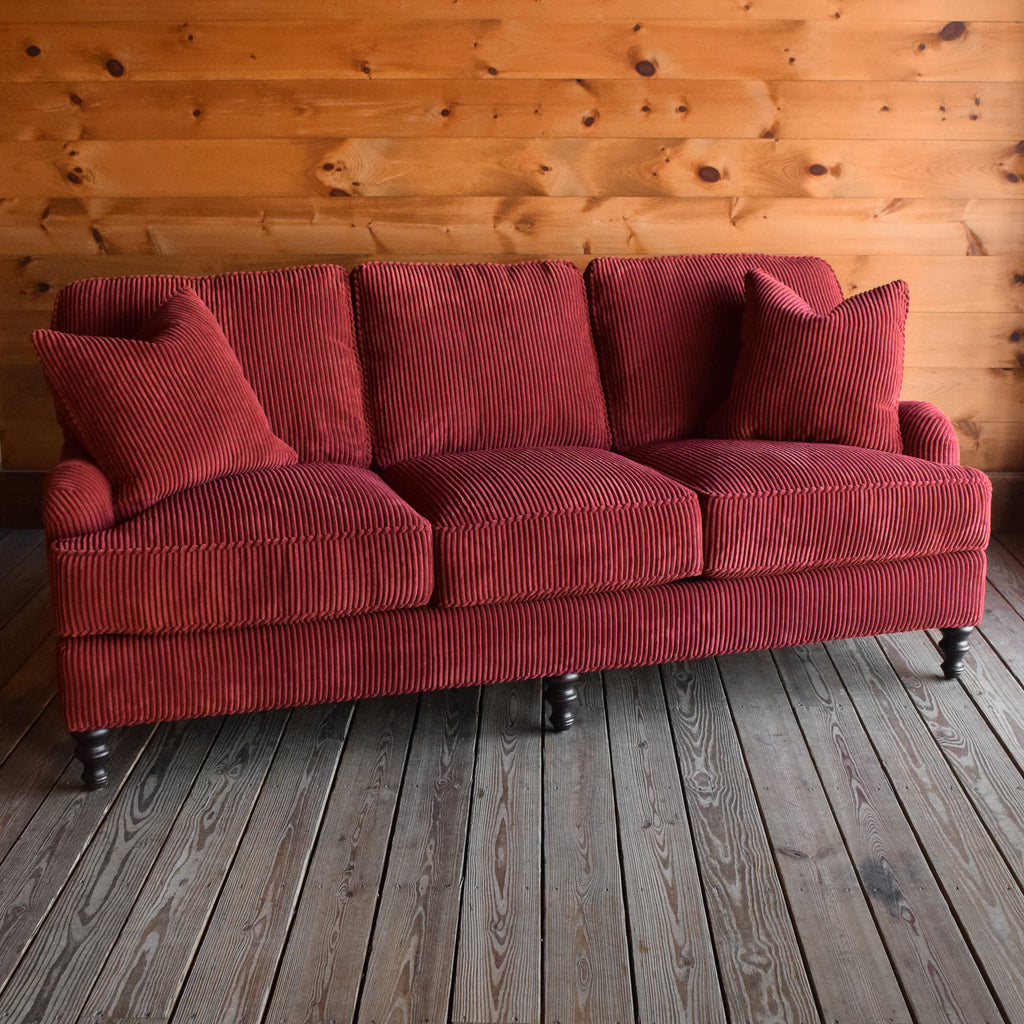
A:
352;260;612;468
49;265;371;466
586;254;845;451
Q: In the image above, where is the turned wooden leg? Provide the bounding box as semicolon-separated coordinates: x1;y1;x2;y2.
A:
939;625;974;680
543;673;580;732
71;728;112;789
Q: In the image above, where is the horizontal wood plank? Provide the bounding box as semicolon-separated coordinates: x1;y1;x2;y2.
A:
1;197;1019;258
3;21;1021;83
3;253;1023;316
3;79;1022;142
17;1;1024;24
2;137;1020;199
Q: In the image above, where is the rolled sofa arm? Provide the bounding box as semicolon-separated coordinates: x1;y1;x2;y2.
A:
43;460;116;539
899;401;962;465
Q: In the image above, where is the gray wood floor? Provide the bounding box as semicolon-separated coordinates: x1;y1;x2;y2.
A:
2;528;1024;1024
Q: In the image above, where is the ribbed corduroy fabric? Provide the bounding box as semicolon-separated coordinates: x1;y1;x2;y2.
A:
586;254;845;449
49;265;370;465
43;459;116;539
352;261;612;466
48;463;433;636
898;401;963;464
56;550;987;731
629;438;992;578
34;288;299;519
382;446;703;606
705;271;908;452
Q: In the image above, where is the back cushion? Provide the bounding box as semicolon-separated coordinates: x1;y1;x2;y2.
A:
50;265;371;466
352;261;612;467
586;254;845;450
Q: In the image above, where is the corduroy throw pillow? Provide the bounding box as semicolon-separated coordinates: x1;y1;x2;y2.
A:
705;269;908;452
34;287;298;519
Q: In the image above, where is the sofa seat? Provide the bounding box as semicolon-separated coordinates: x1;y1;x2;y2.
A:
382;446;703;607
48;462;434;637
629;439;992;579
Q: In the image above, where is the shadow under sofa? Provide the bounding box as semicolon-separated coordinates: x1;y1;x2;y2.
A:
32;254;992;788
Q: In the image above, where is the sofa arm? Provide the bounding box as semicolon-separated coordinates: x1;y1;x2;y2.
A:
43;460;116;539
899;401;961;465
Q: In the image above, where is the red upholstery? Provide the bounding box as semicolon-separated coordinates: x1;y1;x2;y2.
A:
48;463;433;636
586;254;844;449
352;261;612;466
629;439;992;578
898;401;963;464
381;447;702;606
50;265;370;465
34;288;299;518
56;550;987;731
705;271;908;452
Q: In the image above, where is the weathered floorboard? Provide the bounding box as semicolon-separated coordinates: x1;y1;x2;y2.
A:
777;642;1004;1024
720;649;911;1024
663;658;819;1024
264;695;417;1024
76;710;292;1023
828;635;1024;1023
452;680;542;1024
169;704;352;1024
543;673;634;1024
355;687;480;1024
605;664;724;1024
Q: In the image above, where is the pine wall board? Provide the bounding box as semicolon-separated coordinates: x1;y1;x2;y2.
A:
1;3;1022;495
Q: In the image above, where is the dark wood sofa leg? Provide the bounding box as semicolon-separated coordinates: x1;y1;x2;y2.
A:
543;673;580;732
71;728;112;789
939;625;974;680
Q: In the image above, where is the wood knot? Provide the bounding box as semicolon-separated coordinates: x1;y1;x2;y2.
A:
939;21;966;40
698;166;721;183
634;59;657;77
105;58;125;77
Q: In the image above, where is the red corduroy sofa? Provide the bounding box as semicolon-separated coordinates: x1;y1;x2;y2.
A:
32;255;992;788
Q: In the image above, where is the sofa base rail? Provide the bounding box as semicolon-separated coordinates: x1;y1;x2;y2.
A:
68;629;975;788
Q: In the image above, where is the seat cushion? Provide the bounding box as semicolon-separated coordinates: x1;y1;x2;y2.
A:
352;260;612;466
629;439;991;579
382;447;702;607
34;288;299;518
48;463;433;636
705;270;908;452
586;254;844;449
50;265;371;465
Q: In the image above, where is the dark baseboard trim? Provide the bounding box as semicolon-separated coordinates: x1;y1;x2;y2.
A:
1;471;46;529
2;468;1021;533
988;473;1023;534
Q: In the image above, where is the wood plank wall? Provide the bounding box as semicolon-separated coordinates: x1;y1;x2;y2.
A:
1;1;1022;495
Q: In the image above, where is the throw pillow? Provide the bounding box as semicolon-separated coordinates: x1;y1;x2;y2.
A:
34;286;298;518
705;269;908;452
